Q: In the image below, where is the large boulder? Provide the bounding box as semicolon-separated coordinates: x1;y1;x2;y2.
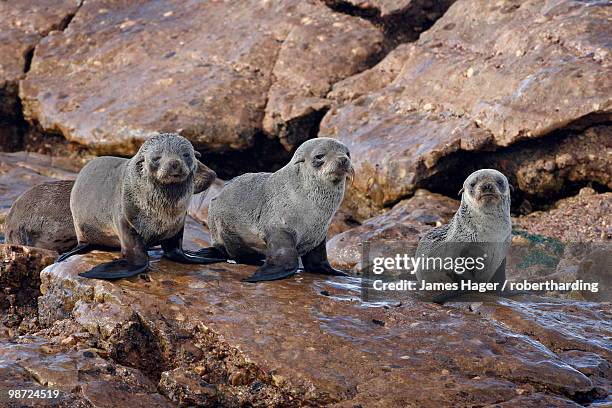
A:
20;0;384;156
0;0;80;116
320;0;611;218
0;0;81;150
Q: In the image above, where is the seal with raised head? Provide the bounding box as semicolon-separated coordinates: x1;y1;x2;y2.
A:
57;133;221;279
4;180;77;252
200;137;354;282
3;160;216;255
414;169;512;302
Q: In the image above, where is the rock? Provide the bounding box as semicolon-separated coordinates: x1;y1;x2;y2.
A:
20;0;383;155
0;0;80;115
0;245;56;329
515;188;611;242
35;219;607;406
320;0;611;217
0;337;173;407
328;189;458;272
324;0;458;45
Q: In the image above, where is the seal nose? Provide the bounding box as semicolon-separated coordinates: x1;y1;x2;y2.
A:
481;182;495;193
168;159;183;174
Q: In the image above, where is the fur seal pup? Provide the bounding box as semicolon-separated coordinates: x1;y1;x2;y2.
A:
4;180;77;252
201;137;354;282
414;169;512;302
57;133;221;279
3;160;216;255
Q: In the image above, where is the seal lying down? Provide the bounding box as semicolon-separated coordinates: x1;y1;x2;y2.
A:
200;137;354;282
57;133;221;279
414;169;513;302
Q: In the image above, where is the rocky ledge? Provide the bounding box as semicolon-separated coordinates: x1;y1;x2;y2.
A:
0;219;608;407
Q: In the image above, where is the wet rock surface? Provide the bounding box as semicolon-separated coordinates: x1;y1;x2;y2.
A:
321;0;611;217
33;222;610;406
1;0;610;405
20;0;383;156
0;337;173;407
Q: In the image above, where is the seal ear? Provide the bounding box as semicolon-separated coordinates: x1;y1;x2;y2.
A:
134;153;146;176
194;150;201;159
508;183;515;193
458;186;464;196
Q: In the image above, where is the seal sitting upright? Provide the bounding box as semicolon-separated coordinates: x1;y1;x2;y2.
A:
201;137;354;282
57;133;221;279
415;169;512;302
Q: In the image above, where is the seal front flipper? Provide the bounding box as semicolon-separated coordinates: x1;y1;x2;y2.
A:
161;229;226;264
302;239;349;277
192;247;230;262
79;259;148;280
243;229;299;282
80;217;149;280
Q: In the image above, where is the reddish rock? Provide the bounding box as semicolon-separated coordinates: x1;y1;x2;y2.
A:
35;218;607;407
0;0;80;115
324;0;458;45
0;338;173;407
321;0;611;216
328;189;458;272
0;245;56;329
20;0;382;155
515;188;611;242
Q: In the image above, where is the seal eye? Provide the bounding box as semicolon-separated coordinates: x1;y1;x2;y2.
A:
346;151;351;158
314;153;325;161
151;156;161;163
470;182;476;188
183;152;191;159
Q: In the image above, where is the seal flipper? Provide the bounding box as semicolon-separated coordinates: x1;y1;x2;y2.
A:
302;239;349;277
57;243;95;262
192;246;230;262
79;259;148;280
79;217;149;280
243;229;299;282
161;229;226;264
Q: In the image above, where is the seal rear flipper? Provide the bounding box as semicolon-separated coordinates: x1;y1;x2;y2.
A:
301;239;349;277
79;259;149;280
243;229;299;283
164;248;226;264
243;263;299;282
57;243;95;262
161;230;227;264
192;246;229;261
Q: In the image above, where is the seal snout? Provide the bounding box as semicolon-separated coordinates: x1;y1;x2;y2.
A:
330;154;354;184
157;156;191;183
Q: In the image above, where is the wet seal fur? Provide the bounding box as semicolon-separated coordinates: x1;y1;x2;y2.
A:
5;180;77;252
201;137;354;282
415;169;512;302
57;133;220;279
